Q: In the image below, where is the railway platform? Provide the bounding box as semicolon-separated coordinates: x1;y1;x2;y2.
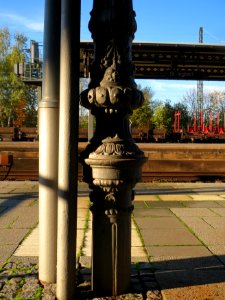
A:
1;181;225;299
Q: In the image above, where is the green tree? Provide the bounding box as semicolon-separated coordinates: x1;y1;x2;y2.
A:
130;86;153;128
151;100;189;134
0;27;38;127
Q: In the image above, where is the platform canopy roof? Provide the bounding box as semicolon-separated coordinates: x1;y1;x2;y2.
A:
80;41;225;81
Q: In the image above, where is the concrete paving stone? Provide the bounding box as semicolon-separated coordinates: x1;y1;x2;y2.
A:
0;207;23;228
189;194;225;201
211;208;225;216
82;229;92;256
15;225;86;257
77;208;89;219
208;245;225;256
0;187;19;194
182;201;222;208
77;197;90;209
134;195;159;201
0;193;37;200
88;220;92;229
197;229;225;246
77;218;87;229
0;245;18;267
155;268;225;293
9;206;38;229
207;246;225;265
177;216;214;232
0;198;37;207
203;216;225;229
146;201;185;208
135;189;176;195
133;201;148;208
135;217;185;230
216;200;225;207
133;208;174;217
178;218;225;246
131;256;149;263
14;245;39;257
140;228;201;246
0;207;7;213
171;208;218;217
131;229;143;246
79;256;91;267
76;229;85;252
0;228;28;245
146;245;213;258
131;246;147;258
158;195;192;201
131;221;136;229
151;255;223;271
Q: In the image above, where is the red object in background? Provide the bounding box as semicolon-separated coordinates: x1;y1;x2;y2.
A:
174;111;181;132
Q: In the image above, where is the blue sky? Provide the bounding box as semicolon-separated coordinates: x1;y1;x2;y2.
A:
0;0;225;103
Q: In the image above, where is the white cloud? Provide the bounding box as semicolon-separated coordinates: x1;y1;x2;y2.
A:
148;79;196;91
0;13;43;32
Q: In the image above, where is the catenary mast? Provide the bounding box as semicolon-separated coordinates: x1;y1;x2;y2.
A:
197;27;204;129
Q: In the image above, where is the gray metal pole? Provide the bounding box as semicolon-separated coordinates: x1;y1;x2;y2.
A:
39;0;61;284
56;0;81;298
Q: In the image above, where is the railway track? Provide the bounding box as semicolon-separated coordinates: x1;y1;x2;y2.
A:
1;142;225;182
1;169;224;182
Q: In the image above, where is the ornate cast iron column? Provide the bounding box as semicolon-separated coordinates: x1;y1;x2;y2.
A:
80;0;146;296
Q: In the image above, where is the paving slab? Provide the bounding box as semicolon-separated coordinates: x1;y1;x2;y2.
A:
146;245;212;258
203;216;225;229
194;228;225;246
171;207;218;217
0;206;38;228
133;208;174;217
182;201;222;208
1;181;225;299
135;216;185;230
156;267;225;288
211;208;225;216
190;194;225;201
146;201;185;208
151;256;223;271
0;228;28;245
176;216;214;232
0;245;18;267
0;207;7;213
140;228;201;246
0;198;37;207
179;216;225;246
131;228;143;246
133;201;148;208
216;200;225;207
134;195;159;201
158;195;192;201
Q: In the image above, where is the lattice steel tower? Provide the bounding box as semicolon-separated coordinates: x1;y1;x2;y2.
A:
197;27;204;119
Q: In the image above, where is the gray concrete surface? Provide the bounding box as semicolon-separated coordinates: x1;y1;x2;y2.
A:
1;181;225;299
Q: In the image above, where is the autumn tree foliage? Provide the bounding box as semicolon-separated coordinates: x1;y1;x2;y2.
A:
0;27;38;127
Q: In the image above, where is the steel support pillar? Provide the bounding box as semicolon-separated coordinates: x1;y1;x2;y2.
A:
80;0;146;296
56;0;81;299
39;0;61;284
